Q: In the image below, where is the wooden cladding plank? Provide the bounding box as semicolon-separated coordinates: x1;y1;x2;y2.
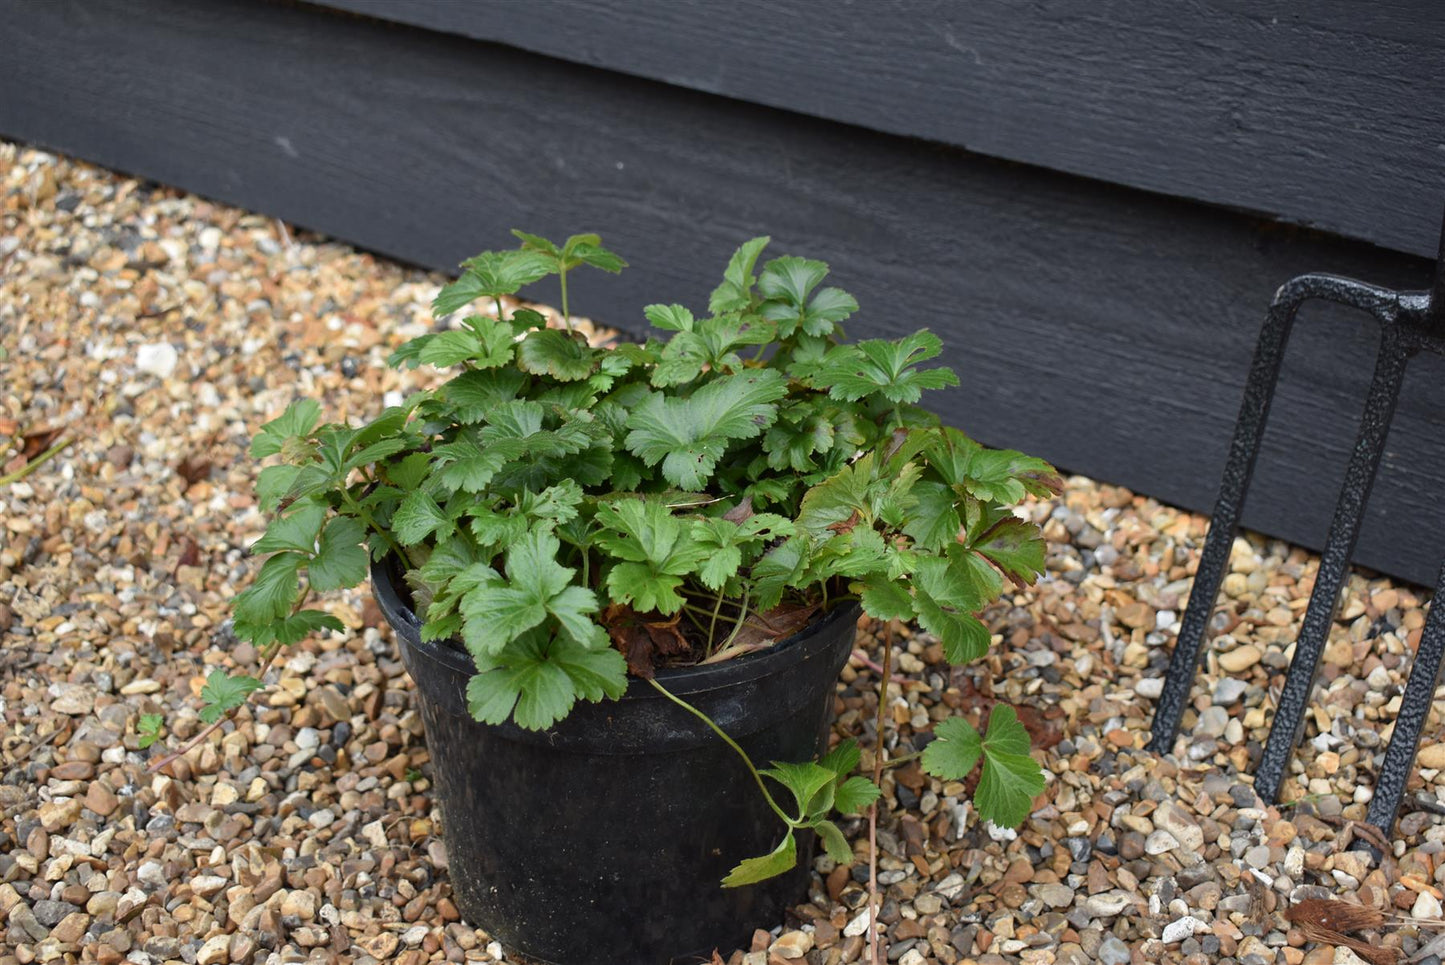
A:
318;0;1445;260
2;0;1441;583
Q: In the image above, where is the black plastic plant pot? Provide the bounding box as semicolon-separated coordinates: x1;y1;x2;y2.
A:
370;559;860;965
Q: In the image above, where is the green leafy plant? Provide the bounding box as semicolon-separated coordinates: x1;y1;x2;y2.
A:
136;713;165;749
150;230;1060;887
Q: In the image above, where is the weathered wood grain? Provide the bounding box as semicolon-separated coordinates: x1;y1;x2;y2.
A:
1;0;1440;583
321;0;1445;259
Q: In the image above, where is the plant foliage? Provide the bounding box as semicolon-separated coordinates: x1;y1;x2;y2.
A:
213;230;1060;882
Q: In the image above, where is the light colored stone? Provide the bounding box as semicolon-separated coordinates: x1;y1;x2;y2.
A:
49;685;93;715
50;912;88;944
38;799;82;832
1145;830;1179;854
359;933;400;958
1035;882;1075;908
1218;645;1263;673
1162;916;1207;943
190;875;228;898
771;930;813;959
1195;706;1229;738
1213;678;1249;704
1134;677;1164;699
279;890;317;920
1417;743;1445;770
362;819;388;849
1083;891;1135;917
1098;934;1131;965
197;935;230;965
136;342;179;378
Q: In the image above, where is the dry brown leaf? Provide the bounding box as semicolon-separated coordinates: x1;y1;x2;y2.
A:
722;497;753;524
20;425;63;460
703;602;821;663
176;454;213;486
1286;898;1388;933
602;604;692;678
1287;899;1397;965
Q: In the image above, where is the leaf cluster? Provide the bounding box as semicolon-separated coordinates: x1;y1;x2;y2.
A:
224;229;1061;844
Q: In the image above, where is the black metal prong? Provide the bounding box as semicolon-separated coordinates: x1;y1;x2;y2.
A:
1253;325;1410;805
1366;563;1445;842
1145;287;1300;756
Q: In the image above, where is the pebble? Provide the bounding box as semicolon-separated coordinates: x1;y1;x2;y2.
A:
1035;882;1075;908
1213;678;1249;705
1218;644;1263;672
1414;891;1444;920
1098;934;1131;965
196;934;230;965
771;930;813;959
1084;892;1135;917
1244;844;1272;869
1134;677;1164;699
1418;743;1445;769
136;341;180;378
1162;915;1208;943
1195;705;1229;738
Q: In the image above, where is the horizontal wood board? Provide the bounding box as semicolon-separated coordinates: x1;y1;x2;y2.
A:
2;0;1442;585
319;0;1445;260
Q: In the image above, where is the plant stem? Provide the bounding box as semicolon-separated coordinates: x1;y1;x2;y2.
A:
151;573;321;775
343;488;412;568
148;623;293;775
868;619;896;965
850;649;885;675
146;718;227;774
647;677;794;827
882;749;921;770
559;266;572;333
718;594;751;652
679;606;708;635
493;295;504;324
707;589;726;654
0;436;71;486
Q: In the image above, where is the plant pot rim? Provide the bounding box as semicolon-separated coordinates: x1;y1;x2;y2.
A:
370;554;861;701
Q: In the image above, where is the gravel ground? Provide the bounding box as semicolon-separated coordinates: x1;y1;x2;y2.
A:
4;142;1445;965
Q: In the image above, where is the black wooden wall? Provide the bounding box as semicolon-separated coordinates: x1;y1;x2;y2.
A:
4;0;1443;584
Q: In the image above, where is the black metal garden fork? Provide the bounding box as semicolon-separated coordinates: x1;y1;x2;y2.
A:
1147;210;1445;844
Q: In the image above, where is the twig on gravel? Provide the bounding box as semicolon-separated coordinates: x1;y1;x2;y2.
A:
0;435;71;486
850;649;885;675
147;717;228;774
149;638;289;774
868;619;895;965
